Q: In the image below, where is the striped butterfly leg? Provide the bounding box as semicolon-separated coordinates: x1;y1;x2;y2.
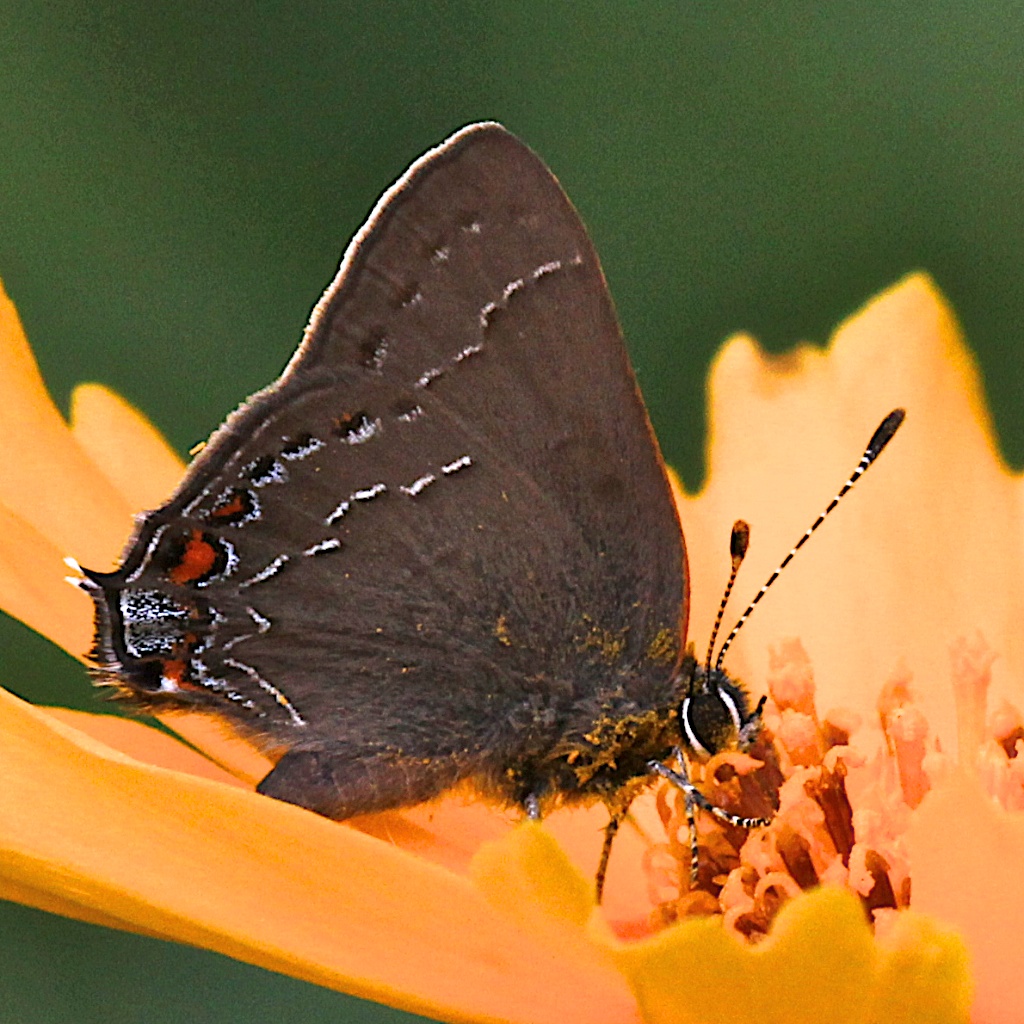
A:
649;750;773;885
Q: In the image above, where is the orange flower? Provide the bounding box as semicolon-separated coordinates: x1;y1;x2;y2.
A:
0;271;1014;1023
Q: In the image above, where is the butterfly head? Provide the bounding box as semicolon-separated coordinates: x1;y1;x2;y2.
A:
675;654;766;759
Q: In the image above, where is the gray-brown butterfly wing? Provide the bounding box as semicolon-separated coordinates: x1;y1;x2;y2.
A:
84;123;687;817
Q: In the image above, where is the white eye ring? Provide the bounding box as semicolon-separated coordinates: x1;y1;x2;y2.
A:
717;687;743;733
679;696;709;757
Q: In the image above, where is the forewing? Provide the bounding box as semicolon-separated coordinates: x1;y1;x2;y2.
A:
86;123;687;809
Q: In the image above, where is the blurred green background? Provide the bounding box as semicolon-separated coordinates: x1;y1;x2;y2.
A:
1;3;1022;1021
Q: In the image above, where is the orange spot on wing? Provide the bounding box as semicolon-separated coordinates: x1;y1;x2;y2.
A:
212;493;246;519
169;530;217;584
162;659;187;685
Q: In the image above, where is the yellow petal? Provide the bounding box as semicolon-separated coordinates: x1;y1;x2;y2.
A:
610;887;969;1024
472;828;970;1024
472;821;595;933
869;911;973;1024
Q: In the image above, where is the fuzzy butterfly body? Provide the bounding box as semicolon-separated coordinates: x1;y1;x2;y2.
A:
82;124;733;830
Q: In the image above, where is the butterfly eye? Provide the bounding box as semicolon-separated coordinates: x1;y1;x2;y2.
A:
679;679;759;758
680;692;732;758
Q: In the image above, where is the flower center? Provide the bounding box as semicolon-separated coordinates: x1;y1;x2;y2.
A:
643;633;1020;940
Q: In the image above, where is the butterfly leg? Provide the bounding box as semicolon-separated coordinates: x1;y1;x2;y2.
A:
595;798;633;904
649;749;772;885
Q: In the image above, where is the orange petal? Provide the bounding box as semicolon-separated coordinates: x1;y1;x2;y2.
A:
0;685;637;1024
351;797;515;877
0;870;185;940
0;280;136;570
0;326;267;777
0;282;156;667
41;707;248;788
0;503;93;656
908;770;1024;1024
545;794;671;932
471;825;641;1010
69;383;184;513
472;812;670;940
151;712;276;787
678;273;1024;754
350;791;665;933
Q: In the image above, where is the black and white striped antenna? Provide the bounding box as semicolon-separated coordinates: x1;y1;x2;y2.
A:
713;408;905;673
704;520;750;678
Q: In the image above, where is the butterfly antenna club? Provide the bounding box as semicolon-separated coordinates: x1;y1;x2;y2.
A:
703;520;750;679
714;408;906;672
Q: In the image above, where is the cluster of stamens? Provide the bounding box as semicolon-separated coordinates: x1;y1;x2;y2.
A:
643;632;1024;941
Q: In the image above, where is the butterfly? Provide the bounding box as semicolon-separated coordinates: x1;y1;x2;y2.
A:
78;123;902;900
